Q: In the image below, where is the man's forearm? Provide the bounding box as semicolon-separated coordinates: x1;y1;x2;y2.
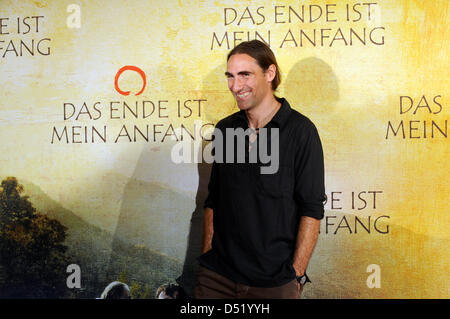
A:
292;215;321;276
202;207;214;254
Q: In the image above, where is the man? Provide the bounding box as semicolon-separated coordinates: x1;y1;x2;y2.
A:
195;40;326;299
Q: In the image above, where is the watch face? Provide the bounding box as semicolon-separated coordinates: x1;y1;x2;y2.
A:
296;275;306;285
299;276;306;285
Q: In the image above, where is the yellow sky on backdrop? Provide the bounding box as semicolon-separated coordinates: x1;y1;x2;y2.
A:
0;0;448;242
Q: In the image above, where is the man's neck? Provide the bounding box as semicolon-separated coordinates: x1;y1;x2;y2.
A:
245;95;281;129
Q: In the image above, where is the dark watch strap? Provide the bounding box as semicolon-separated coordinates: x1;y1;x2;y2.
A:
296;273;311;285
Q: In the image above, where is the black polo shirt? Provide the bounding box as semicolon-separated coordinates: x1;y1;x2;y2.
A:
198;97;326;287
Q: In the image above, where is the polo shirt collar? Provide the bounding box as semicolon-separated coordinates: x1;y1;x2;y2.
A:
235;96;292;128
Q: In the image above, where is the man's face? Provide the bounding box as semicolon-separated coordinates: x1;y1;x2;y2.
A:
226;53;274;111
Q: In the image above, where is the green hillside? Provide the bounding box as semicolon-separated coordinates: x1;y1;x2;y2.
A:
49;170;197;261
16;178;183;298
112;175;196;259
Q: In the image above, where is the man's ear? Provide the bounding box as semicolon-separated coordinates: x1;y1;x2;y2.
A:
265;64;276;83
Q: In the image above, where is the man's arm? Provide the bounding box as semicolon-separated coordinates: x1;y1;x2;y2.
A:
292;121;325;277
292;216;321;276
201;124;222;254
202;207;214;254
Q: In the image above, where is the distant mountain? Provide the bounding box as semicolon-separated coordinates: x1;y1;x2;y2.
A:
48;170;198;261
111;175;198;260
16;178;183;298
9;177;447;298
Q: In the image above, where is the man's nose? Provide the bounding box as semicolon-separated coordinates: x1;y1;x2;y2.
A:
230;78;243;93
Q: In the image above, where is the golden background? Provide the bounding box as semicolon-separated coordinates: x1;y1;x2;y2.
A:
0;0;448;298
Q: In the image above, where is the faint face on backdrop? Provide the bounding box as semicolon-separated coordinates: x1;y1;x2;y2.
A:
226;53;276;111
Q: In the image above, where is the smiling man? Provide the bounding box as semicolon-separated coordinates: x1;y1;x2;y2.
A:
194;40;326;299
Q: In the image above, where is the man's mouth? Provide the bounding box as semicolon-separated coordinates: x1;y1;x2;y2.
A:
236;91;250;99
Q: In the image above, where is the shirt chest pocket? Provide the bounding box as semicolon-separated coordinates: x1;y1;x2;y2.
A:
257;165;293;198
222;163;250;191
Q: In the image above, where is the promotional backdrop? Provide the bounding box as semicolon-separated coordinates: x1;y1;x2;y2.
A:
0;0;448;298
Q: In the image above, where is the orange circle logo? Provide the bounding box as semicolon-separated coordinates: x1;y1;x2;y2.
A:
114;65;146;96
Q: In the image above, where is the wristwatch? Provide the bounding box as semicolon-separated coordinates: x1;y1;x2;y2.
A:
295;273;311;285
